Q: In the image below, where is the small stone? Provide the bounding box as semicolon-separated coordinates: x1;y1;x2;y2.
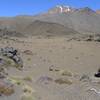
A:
49;67;53;71
23;50;33;55
49;66;60;72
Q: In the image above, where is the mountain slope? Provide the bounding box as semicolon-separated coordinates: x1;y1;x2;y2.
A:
0;6;100;37
23;20;80;37
35;7;100;34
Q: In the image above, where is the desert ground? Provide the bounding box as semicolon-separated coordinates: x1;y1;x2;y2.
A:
0;36;100;100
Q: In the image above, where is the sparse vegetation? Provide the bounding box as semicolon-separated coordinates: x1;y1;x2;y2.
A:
23;76;32;82
27;58;31;61
21;93;36;100
55;78;72;85
59;69;73;77
0;86;14;96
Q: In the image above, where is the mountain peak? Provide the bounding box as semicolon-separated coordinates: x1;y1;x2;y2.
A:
45;6;97;15
47;5;76;14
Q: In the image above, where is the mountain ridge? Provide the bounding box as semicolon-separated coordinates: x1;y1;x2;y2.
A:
0;6;100;38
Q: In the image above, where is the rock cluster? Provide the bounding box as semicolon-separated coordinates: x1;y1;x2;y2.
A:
0;47;23;69
0;47;23;97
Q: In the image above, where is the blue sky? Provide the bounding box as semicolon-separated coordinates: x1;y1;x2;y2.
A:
0;0;99;16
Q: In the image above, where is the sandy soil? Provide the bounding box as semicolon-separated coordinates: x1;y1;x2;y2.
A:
0;37;100;100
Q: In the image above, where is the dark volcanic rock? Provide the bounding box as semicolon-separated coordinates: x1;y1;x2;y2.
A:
0;47;23;69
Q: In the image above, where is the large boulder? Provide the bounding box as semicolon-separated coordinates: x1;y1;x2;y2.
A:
0;47;23;69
